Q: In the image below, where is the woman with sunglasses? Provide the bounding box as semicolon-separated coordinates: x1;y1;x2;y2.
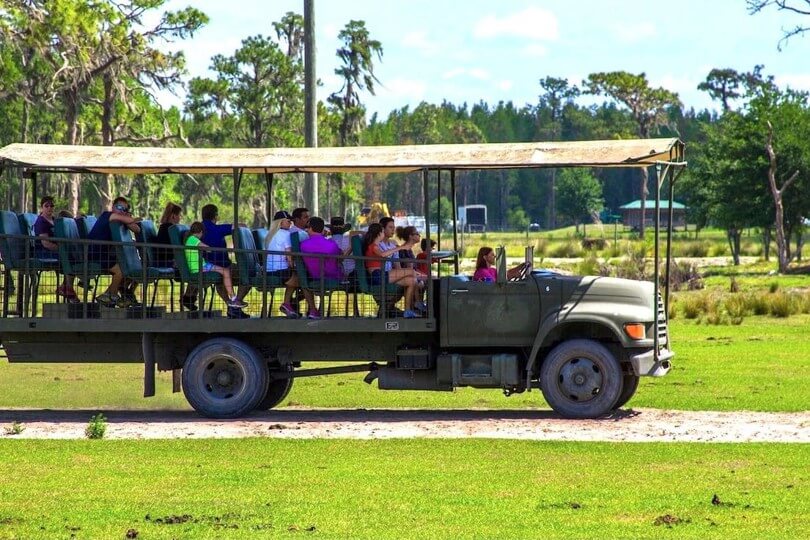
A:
34;196;77;301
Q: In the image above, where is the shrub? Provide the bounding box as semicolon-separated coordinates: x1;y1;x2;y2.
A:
723;294;750;321
85;413;108;439
675;240;709;258
768;292;797;318
533;238;548;256
548;241;582;258
577;254;601;276
680;294;706;319
4;421;24;436
666;262;703;291
769;281;780;293
749;293;770;316
581;238;607;251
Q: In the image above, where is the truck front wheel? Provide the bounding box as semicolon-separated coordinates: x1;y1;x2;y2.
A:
539;339;623;419
182;338;269;418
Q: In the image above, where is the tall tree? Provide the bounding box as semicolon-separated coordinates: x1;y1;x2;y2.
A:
748;0;810;48
328;19;382;216
555;168;604;234
585;71;681;237
538;76;580;228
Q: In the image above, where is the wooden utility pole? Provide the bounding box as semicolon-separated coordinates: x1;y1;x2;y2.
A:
304;0;319;213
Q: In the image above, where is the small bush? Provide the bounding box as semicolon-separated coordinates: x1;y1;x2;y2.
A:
85;413;108;439
723;294;751;321
768;292;797;318
581;238;607;251
707;243;728;257
675;240;709;258
681;294;707;319
749;293;770;316
577;254;601;276
4;421;24;436
548;241;583;258
533;238;548;256
769;281;780;293
666;262;703;291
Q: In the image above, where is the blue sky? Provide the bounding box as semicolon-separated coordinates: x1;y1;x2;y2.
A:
160;0;810;118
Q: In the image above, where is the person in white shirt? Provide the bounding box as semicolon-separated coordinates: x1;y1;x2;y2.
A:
265;210;315;318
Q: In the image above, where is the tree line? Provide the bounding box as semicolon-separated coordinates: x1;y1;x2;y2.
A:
1;1;808;269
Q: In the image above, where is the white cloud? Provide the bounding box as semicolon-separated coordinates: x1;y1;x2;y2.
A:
612;21;657;44
377;78;428;101
497;80;513;92
401;30;438;55
473;7;559;41
523;43;549;57
776;73;810;91
442;68;491;81
649;73;696;99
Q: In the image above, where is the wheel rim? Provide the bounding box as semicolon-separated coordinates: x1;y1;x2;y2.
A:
201;355;245;401
556;357;603;402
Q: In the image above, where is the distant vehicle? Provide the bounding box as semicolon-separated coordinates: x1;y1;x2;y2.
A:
458;204;487;232
529;223;541;232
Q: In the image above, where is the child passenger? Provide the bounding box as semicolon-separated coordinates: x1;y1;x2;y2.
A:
183;222;246;309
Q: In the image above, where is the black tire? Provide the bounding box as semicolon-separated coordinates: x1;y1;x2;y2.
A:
182;338;269;419
613;373;640;410
539;339;623;419
255;375;294;410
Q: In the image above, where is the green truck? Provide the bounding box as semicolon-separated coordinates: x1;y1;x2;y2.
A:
0;138;685;419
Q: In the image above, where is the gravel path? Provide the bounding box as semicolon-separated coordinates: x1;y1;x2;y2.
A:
2;408;808;442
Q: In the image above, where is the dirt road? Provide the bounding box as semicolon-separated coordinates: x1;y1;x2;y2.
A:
2;408;808;442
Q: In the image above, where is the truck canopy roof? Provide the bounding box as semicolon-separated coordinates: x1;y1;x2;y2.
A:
0;138;684;175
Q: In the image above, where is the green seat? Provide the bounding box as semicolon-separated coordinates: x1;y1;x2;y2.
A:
0;210;60;316
234;226;286;317
54;217;107;303
76;215;97;239
111;222;175;309
351;235;403;317
291;232;353;317
168;224;222;311
252;228;268;252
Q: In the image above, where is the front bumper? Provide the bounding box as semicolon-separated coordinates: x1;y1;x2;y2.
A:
630;348;673;377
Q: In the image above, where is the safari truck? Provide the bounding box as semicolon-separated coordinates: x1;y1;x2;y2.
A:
0;139;685;419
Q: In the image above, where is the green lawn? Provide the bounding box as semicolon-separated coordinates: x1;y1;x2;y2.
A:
0;439;806;539
1;315;809;413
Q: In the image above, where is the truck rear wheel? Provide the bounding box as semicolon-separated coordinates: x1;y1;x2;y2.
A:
182;338;269;418
614;374;640;410
255;375;294;410
539;339;622;418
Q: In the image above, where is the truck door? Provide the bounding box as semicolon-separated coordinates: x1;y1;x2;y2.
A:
441;276;540;347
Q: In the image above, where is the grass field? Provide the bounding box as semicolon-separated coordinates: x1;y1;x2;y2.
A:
0;439;806;539
1;315;808;413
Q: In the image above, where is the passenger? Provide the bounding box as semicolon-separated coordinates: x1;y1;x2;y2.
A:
88;196;141;307
473;246;530;282
395;226;422;269
264;210;316;319
290;207;310;241
34;195;77;301
201;203;250;318
57;210;74;219
183;222;245;309
300;217;343;280
326;216;356;279
416;238;437;275
156;202;197;310
362;222;421;318
378;217;400;271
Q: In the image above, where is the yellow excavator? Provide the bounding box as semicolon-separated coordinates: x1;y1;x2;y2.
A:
357;202;391;229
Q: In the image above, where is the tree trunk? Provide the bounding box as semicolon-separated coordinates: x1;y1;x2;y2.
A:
796;228;804;263
727;228;741;266
639;168;649;239
762;228;771;261
765;121;798;274
64;92;81;216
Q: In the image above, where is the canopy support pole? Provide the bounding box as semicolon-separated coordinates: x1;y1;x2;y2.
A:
31;172;38;213
422;169;431;317
450;169;459;275
232;168;243;226
436;169;441;250
653;164;662;361
264;171;274;225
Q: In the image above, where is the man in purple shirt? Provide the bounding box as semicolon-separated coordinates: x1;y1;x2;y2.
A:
300;217;343;280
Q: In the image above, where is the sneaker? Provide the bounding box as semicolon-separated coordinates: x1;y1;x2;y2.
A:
122;289;138;303
116;296;133;308
306;310;321;320
181;296;198;311
414;301;428;313
227;307;250;319
279;302;299;319
403;309;419;319
95;292;119;307
227;297;248;309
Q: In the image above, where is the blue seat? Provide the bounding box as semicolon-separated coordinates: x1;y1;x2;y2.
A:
168;224;222;311
0;210;60;316
252;228;268;252
111;222;175;309
234;226;286;317
76;215;97;239
54;217;107;303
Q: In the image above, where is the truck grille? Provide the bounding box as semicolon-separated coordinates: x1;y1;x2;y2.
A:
657;293;668;346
